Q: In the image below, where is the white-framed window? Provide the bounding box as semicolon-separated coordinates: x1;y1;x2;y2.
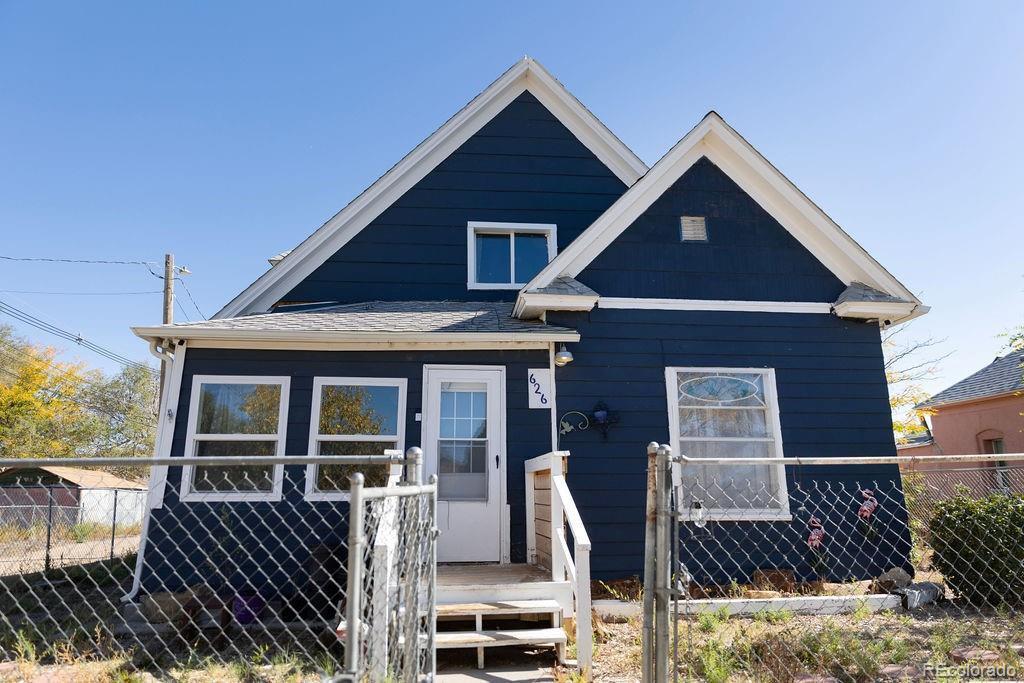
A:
665;367;790;521
304;377;407;501
466;221;556;289
181;375;290;502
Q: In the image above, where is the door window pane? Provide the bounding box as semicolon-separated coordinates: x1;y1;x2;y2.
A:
475;233;511;283
438;382;488;501
514;233;549;283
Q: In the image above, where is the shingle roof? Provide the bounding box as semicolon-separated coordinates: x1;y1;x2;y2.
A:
530;276;598;297
155;301;577;337
917;349;1024;409
836;282;911;305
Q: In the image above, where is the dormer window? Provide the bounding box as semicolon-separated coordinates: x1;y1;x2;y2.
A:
467;222;556;289
680;216;708;242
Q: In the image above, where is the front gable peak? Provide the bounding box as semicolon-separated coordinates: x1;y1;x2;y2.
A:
215;57;647;319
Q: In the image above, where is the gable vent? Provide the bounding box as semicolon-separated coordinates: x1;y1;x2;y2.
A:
680;216;708;242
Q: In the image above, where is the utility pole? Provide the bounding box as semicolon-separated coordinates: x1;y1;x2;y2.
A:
158;253;174;400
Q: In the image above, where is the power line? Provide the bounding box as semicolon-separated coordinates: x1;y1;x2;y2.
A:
0;289;162;296
0;255;159;266
174;277;206;319
0;299;158;377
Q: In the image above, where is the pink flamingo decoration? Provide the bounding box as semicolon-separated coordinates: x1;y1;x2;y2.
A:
858;489;879;521
807;516;825;549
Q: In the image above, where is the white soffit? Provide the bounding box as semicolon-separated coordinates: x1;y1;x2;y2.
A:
523;112;921;307
214;57;647;319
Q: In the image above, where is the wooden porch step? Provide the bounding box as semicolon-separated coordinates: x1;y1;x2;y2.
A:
436;626;567;649
437;599;561;618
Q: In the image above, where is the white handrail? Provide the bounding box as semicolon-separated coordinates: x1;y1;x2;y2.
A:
524;450;592;679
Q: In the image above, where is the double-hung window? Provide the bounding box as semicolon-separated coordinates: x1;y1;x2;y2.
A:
305;377;407;500
665;367;790;520
467;222;556;289
181;375;290;502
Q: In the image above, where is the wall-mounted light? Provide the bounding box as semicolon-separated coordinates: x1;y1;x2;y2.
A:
553;344;574;367
590;401;619;440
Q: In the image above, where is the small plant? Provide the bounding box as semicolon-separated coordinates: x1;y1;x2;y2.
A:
753;607;793;624
14;630;38;664
697;641;735;683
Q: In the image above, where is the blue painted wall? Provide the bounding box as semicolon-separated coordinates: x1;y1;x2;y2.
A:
576;157;847;302
547;307;911;581
140;347;550;596
281;91;628;305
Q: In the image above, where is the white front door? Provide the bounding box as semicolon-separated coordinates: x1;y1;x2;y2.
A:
422;365;504;562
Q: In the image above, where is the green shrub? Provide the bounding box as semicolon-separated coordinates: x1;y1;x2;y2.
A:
929;492;1024;606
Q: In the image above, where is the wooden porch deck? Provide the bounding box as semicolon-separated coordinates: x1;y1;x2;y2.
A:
438;563;549;587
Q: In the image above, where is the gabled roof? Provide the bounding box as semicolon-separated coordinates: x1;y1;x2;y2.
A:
520;112;926;322
214;57;647;320
135;301;579;346
917;349;1024;409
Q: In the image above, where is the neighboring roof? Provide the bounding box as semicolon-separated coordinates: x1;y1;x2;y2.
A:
917;349;1024;410
520;112;926;323
214;57;648;320
896;433;934;450
0;466;146;490
134;301;579;345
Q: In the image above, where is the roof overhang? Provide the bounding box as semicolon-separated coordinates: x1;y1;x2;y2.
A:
513;291;599;319
521;112;924;315
214;57;647;320
132;325;579;351
833;300;928;325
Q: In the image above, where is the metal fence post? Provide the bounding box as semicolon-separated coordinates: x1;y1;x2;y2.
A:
110;489;119;562
346;473;365;676
428;473;438;677
654;444;672;683
404;446;423;485
45;485;54;573
642;442;659;683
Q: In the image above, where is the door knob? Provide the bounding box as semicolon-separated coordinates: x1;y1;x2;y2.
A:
495;454;500;469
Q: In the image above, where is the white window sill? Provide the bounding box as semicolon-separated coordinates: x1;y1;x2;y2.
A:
467;282;526;290
180;489;283;503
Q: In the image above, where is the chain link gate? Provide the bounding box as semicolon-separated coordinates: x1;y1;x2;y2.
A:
643;444;1024;682
0;451;437;682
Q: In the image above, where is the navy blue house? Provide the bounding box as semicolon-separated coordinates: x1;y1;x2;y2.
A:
128;58;926;600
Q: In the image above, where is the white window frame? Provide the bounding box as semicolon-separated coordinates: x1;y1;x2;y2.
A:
665;366;791;521
304;377;407;501
181;375;290;503
467;221;557;290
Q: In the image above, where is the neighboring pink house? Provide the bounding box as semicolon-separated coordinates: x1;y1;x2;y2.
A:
898;349;1024;495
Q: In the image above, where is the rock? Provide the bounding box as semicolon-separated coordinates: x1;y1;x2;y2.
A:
871;567;912;593
793;676;841;682
895;581;944;610
878;663;921;680
951;647;1000;664
745;589;782;599
752;568;797;592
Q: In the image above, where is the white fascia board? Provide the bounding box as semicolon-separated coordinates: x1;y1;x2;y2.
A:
513;291;599;319
523;112;922;308
213;57;647;320
832;300;921;321
131;325;579;348
599;297;833;314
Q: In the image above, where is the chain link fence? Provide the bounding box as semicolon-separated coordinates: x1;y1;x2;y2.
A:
0;453;437;683
642;445;1024;682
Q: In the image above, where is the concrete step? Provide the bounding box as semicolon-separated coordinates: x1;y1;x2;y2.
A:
437;599;561;618
436;626;567;649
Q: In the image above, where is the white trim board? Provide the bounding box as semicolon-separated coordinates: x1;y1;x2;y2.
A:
214;57;647;319
521;112;922;312
599;298;832;314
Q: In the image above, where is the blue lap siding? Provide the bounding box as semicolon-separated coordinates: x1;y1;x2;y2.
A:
140;347;550;595
576;156;847;302
281;91;628;306
547;308;911;581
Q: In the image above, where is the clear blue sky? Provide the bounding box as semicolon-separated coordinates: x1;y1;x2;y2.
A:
1;1;1021;397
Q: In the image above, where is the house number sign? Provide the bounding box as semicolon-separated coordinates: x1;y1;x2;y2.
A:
528;369;552;409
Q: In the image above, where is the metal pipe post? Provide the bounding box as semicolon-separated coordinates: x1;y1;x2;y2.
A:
641;442;659;682
404;446;423;485
110;489;118;561
654;444;672;683
345;473;365;675
45;486;54;573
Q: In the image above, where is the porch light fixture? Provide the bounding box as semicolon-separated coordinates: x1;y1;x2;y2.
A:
553;344;574;367
590;401;619;439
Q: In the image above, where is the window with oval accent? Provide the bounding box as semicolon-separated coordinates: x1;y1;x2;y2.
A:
667;367;790;520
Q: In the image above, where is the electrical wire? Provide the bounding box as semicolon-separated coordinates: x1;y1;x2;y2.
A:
0;289;162;296
0;255;159;265
174;277;206;319
0;299;158;377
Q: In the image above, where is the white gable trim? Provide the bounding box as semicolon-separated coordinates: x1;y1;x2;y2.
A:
214;57;647;319
521;112;921;309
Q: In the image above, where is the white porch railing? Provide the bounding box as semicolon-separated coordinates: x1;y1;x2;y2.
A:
524;450;592;677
